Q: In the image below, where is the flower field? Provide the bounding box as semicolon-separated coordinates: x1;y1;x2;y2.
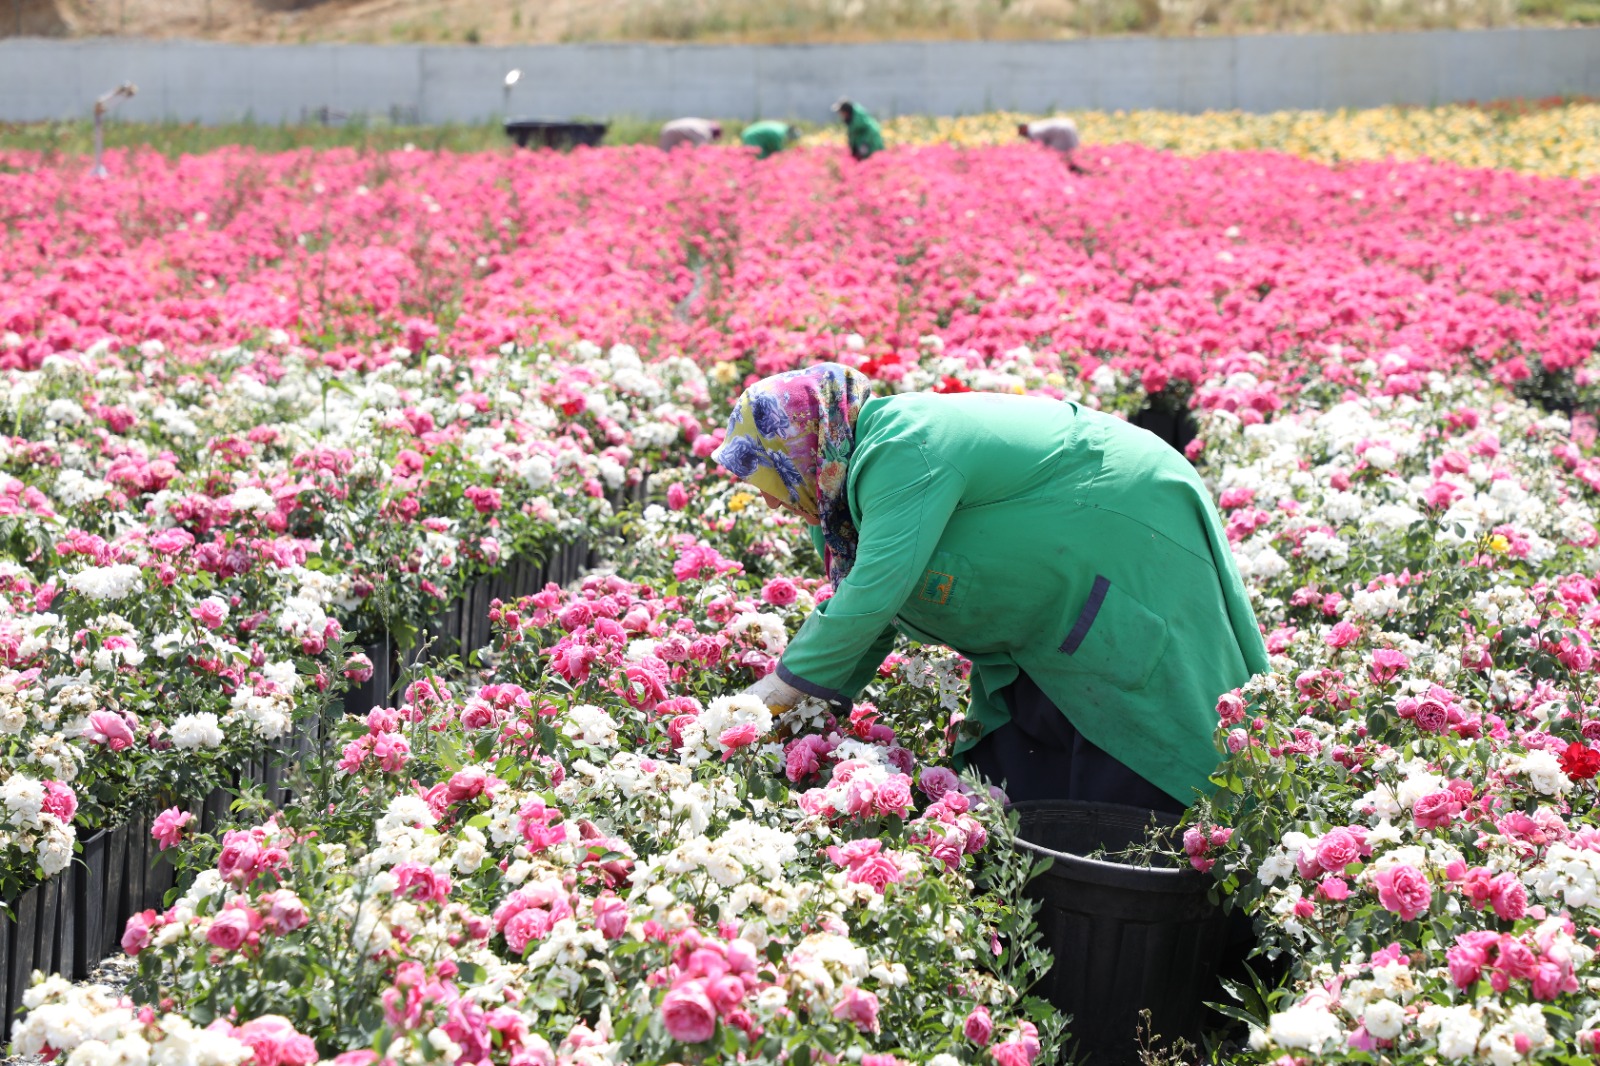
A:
803;102;1600;179
2;110;1600;1065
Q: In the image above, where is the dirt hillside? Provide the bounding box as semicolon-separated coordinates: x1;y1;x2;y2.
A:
7;0;1590;44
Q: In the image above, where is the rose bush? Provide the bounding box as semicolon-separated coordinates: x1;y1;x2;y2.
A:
4;132;1600;1064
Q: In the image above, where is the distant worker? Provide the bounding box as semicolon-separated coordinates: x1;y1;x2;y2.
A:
1019;117;1088;174
832;99;884;162
740;120;799;159
659;117;723;150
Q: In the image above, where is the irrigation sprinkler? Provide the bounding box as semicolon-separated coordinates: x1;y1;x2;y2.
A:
91;82;138;178
503;68;521;117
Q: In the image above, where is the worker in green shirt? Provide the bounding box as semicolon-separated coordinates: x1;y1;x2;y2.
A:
832;99;885;161
739;120;798;159
712;363;1269;812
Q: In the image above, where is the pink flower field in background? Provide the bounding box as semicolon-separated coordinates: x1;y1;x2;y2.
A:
1;145;1596;406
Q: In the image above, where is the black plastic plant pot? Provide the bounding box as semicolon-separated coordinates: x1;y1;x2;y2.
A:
4;882;40;1038
0;890;11;1045
74;828;108;979
503;119;609;151
1009;801;1232;1065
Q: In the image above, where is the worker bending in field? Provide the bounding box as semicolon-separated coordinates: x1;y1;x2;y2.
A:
659;117;722;150
740;120;799;159
714;363;1268;812
832;99;884;161
1019;116;1088;174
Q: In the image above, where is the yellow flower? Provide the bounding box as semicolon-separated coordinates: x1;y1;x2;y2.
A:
801;104;1600;178
1488;533;1511;554
711;362;741;385
728;491;756;513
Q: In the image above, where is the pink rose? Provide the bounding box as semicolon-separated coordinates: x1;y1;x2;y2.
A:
502;907;556;954
1531;956;1578;1001
151;806;192;850
706;974;747;1015
191;598;228;629
342;653;374;683
372;732;411;772
661;981;718;1044
992;1038;1038;1066
875;774;914;817
928;830;966;871
217;833;262;885
592;894;629;939
1316;877;1350;901
718;722;760;757
784;734;832;781
234;1016;319;1066
266;890;309;932
918;765;960;801
964;1005;994;1044
831;986;880;1034
666;482;691;510
392;862;452;903
206;908;254;952
1413;698;1451;733
1489;873;1527;921
846;854;906;894
42;780;77;823
1315;829;1359;874
445;767;492;803
1412;791;1456;830
761;578;799;606
1324;621;1360;648
1373;863;1433;921
85;710;136;751
121;909;157;955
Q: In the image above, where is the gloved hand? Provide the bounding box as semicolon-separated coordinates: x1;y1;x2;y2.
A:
740;671;807;712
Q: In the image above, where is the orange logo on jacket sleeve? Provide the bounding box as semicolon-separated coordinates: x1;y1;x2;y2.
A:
919;570;955;605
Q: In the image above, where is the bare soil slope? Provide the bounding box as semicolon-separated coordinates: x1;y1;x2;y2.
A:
7;0;1591;44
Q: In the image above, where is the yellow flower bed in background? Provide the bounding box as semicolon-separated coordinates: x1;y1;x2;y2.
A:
803;103;1600;177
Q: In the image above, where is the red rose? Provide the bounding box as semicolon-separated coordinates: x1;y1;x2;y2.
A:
1559;741;1600;781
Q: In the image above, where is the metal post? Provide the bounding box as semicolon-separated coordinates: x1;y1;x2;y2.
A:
91;83;137;179
503;69;521;119
92;107;105;176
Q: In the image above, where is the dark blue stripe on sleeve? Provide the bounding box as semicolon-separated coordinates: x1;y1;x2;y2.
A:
776;662;850;709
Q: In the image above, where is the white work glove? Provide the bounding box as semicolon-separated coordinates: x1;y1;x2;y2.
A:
740;671;808;712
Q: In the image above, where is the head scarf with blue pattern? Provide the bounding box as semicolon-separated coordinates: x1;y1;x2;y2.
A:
711;363;874;585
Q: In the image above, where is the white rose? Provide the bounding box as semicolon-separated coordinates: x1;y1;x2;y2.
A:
169;713;224;750
1364;998;1406;1040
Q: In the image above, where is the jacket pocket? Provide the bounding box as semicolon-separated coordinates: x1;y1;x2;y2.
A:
915;550;970;612
1059;575;1169;691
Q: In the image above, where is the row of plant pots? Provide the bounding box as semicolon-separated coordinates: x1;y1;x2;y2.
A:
0;519;620;1045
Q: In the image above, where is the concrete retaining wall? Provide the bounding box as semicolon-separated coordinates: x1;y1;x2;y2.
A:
1;28;1596;125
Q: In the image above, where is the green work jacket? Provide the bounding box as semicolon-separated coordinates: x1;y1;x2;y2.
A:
741;121;790;159
775;392;1269;805
845;109;885;160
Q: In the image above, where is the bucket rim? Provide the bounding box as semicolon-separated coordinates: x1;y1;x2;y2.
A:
1008;799;1212;892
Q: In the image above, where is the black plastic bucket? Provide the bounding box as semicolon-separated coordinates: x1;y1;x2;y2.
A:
1011;801;1231;1065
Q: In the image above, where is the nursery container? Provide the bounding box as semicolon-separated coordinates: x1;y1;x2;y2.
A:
504;119;608;150
3;882;40;1042
1010;800;1232;1065
74;828;109;977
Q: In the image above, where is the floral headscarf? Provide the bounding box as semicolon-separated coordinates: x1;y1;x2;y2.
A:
711;363;874;585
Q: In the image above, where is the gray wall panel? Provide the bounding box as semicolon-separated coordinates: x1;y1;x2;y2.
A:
0;28;1595;126
1234;37;1324;112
